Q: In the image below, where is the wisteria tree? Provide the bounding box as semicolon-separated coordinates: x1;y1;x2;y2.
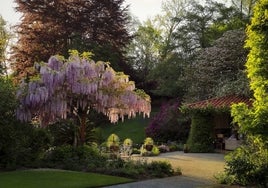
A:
16;51;151;145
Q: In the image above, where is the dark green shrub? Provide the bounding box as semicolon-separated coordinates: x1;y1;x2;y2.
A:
48;118;103;147
146;161;175;178
43;145;177;180
48;120;78;146
0;78;52;169
0;121;52;169
43;144;106;171
224;138;268;187
45;145;73;164
186;111;214;152
168;142;183;151
99;158;177;179
214;172;235;185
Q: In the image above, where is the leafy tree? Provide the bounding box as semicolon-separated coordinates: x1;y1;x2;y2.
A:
126;20;162;92
127;0;248;99
154;0;189;59
172;0;248;100
231;0;258;18
226;0;268;186
12;0;132;82
146;0;189;98
16;51;151;145
177;1;249;102
148;52;186;98
184;29;250;102
127;0;190;98
173;0;246;55
0;16;10;76
0;78;16;120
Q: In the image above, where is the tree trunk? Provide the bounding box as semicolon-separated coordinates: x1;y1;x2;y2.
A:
79;113;87;145
73;127;78;147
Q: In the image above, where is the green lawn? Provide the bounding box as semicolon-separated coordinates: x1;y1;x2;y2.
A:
0;169;133;188
99;114;151;144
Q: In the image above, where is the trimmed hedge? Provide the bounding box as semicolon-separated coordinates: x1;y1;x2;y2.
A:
186;111;214;152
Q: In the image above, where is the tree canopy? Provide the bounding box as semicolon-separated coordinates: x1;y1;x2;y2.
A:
126;0;249;100
231;0;258;18
16;51;151;144
12;0;132;82
224;0;268;186
231;0;268;142
0;16;10;76
184;29;250;102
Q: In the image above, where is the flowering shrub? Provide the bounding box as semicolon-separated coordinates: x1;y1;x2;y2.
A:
146;102;190;143
158;144;170;153
16;51;151;145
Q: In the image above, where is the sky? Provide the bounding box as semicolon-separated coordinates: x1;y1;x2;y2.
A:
0;0;164;26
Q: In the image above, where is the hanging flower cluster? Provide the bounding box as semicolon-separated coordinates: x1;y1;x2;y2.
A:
16;51;151;126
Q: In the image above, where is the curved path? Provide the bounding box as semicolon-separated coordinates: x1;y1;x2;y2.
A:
104;151;234;188
149;151;225;181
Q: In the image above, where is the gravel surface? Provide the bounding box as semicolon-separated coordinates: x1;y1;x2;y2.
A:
104;151;230;188
148;151;225;181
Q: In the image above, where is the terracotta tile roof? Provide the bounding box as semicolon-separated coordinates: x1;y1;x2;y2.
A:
185;95;252;109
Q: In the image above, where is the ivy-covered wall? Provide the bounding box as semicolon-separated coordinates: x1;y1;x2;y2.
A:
186;111;215;152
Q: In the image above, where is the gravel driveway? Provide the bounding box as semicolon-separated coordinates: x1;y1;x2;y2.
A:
148;151;226;181
104;151;228;188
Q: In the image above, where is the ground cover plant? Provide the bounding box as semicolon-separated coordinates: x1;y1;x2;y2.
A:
0;169;133;188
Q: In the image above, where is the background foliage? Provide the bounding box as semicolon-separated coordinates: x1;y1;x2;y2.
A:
12;0;133;82
226;0;268;186
0;78;51;169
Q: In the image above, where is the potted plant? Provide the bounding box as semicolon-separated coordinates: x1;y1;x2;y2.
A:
107;133;120;152
123;138;133;147
144;137;154;151
122;138;133;157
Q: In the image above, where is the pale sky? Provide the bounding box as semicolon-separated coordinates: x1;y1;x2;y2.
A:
0;0;164;26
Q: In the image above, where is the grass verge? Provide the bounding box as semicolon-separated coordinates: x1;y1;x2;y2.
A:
99;115;151;144
0;169;133;188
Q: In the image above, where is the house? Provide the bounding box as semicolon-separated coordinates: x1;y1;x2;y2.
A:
183;95;252;151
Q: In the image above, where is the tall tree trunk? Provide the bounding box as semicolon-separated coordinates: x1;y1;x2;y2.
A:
73;126;78;147
79;112;87;145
